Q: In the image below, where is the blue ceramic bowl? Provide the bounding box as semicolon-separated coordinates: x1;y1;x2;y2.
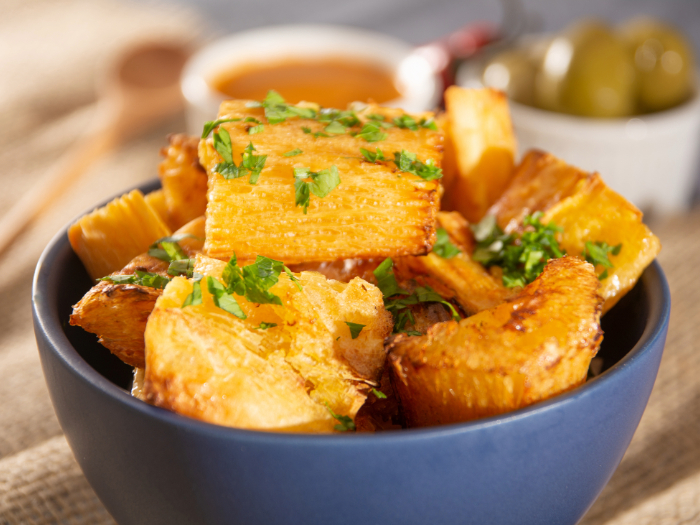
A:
32;181;670;525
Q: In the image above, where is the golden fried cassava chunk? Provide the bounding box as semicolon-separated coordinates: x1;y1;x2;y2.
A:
143;189;170;227
69;189;172;281
387;257;603;427
542;174;661;313
489;150;591;233
395;211;514;316
70;217;205;368
489;150;661;312
143;255;393;432
158;134;208;230
440;87;517;223
200;101;442;263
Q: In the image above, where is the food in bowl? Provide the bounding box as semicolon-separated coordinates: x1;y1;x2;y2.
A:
67;86;660;433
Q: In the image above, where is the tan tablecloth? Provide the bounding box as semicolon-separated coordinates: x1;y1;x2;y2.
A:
1;1;699;523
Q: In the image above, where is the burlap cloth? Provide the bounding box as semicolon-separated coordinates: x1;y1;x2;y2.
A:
0;1;699;523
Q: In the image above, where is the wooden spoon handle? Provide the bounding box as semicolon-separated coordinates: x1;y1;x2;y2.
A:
0;118;119;256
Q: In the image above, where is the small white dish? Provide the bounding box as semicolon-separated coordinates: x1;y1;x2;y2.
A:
182;24;442;135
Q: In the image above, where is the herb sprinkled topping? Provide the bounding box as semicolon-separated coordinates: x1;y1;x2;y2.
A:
371;388;387;399
582;241;622;280
433;228;461;259
283;148;303;157
373;258;460;333
345;322;365;339
255;322;278;330
187;253;302;315
360;147;386;163
213;135;267;184
471;212;565;288
393;150;443;181
99;271;171;290
293;166;341;214
357;122;388;143
147;233;194;262
325;403;356;432
201;118;242;139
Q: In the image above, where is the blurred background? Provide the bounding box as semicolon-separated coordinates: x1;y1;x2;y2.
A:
1;0;700;524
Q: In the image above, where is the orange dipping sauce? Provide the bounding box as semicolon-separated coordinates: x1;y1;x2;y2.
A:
210;57;402;109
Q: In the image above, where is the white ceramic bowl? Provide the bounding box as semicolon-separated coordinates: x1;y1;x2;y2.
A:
182;25;442;135
458;64;700;215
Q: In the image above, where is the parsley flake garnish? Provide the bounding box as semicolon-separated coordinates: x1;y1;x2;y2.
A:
373;258;460;333
283;148;303;157
197;254;301;317
582;241;622;280
325;403;356;432
420;117;438;130
248;124;264;135
293;165;341;214
206;276;246;318
182;276;203;308
345;322;365;339
371;388;387;399
201;118;242;139
471;212;565;288
357;122;388;143
301;126;312;134
213;137;267;184
99;271;170;290
324;121;347;134
393;114;418;130
393;150;443;181
167;258;195;277
255;322;278;330
360;147;385;163
255;90;318;124
433;228;461;259
147;234;194;262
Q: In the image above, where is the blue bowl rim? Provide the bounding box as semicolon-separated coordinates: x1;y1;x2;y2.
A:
32;181;671;447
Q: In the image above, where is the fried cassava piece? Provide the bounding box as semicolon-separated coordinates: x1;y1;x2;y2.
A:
69;189;172;281
158;133;208;230
199;97;442;264
488;150;661;312
440;86;517;223
143;254;393;432
387;256;603;428
70;217;205;368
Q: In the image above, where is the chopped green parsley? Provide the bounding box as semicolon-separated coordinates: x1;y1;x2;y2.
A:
433;228;461;259
345;321;366;339
255;322;278;330
373;258;460;333
201;118;242;139
583;241;622;280
371;388;387;399
283;148;303;157
293;166;341;214
99;271;170;290
325;403;356;432
360;147;386;162
392;150;443;181
471;212;565;288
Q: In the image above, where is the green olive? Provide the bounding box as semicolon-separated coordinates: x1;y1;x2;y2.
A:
535;19;637;117
620;17;695;112
481;48;537;105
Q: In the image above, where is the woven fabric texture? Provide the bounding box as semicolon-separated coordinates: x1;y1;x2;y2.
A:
0;1;699;523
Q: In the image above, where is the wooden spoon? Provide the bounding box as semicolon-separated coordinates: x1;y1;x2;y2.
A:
0;41;189;256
